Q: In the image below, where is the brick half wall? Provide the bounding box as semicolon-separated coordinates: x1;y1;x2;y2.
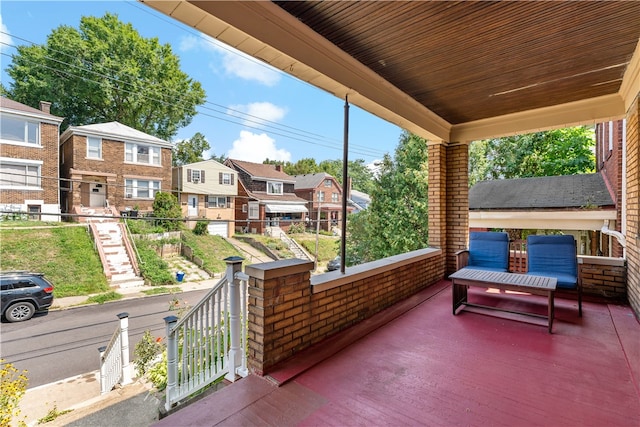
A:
245;248;444;376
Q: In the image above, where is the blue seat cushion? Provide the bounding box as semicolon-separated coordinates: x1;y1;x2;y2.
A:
467;232;509;272
526;235;578;289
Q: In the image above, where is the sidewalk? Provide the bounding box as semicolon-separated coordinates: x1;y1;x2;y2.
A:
17;238;273;426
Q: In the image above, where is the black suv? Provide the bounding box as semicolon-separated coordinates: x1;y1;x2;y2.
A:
0;271;55;322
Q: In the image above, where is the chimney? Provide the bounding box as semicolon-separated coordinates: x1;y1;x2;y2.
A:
275;164;283;172
39;101;51;114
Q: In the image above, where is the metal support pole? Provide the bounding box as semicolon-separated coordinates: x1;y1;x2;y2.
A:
224;256;244;382
117;312;132;385
164;315;178;411
341;95;350;273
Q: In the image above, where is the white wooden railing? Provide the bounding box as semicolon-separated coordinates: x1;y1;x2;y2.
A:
98;313;132;394
164;257;249;411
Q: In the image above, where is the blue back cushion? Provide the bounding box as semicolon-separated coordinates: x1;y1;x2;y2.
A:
468;232;509;272
526;235;577;288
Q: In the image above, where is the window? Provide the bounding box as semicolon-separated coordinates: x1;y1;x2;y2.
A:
267;181;283;195
1;115;39;145
124;179;161;199
125;143;161;165
248;202;259;219
324;179;332;187
317;191;325;202
332;192;339;202
220;172;232;185
242;204;248;213
27;205;41;220
87;136;102;159
0;161;41;188
206;196;228;208
192;169;201;183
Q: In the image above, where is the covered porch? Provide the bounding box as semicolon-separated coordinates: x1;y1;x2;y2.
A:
142;1;640;424
155;278;639;426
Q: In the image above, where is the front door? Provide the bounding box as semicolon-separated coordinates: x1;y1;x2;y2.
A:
89;182;106;207
188;195;198;217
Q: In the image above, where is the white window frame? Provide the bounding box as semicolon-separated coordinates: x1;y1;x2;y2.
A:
191;169;201;183
0;158;42;189
0;115;40;146
267;181;283;195
318;191;325;202
207;196;228;208
87;136;102;159
242;204;248;213
124;179;161;199
222;173;232;185
332;192;339;203
324;179;332;187
125;142;161;166
248;202;259;219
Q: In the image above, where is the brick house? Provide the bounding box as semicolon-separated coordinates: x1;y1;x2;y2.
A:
0;97;64;221
292;172;351;232
59;122;172;218
172;159;238;237
224;159;308;234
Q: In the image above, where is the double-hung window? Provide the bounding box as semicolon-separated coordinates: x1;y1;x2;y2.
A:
1;115;39;145
324;179;332;187
267;181;283;195
317;191;325;202
332;192;339;203
125;179;160;199
125;143;161;166
87;136;102;159
248;202;259;219
0;159;41;189
206;196;228;208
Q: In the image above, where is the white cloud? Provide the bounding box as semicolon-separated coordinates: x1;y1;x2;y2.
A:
227;102;287;127
179;34;281;86
0;15;13;53
227;130;291;163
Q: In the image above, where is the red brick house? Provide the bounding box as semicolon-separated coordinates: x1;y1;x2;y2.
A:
59;121;172;218
225;159;308;234
292;172;351;232
0;97;64;221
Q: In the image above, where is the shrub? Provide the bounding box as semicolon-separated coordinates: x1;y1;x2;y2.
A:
134;330;164;376
0;359;28;427
193;220;208;236
152;192;183;232
287;222;305;234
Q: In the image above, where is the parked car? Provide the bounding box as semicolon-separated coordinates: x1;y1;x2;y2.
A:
0;271;54;322
327;256;341;271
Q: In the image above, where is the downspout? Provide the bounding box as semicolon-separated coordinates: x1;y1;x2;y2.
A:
601;220;626;258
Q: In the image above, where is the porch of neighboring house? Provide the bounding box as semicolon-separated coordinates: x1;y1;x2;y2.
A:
155;279;640;426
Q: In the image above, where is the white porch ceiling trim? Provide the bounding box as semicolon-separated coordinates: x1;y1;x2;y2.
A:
470;210;617;231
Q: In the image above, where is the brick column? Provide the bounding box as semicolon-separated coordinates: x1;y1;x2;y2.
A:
626;95;640;317
446;143;470;275
428;141;469;276
245;259;314;376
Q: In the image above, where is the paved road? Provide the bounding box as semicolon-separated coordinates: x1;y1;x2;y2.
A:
0;289;207;388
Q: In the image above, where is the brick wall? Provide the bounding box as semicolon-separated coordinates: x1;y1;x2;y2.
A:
1;122;59;205
428;142;447;251
579;257;627;300
626;96;640;317
246;249;444;375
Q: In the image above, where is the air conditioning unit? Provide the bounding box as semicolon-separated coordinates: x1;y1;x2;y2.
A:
126;193;133;198
193;178;200;184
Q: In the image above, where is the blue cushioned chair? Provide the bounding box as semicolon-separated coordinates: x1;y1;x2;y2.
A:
455;231;510;272
526;235;582;316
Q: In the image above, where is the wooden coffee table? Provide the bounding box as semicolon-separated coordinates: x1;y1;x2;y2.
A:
449;268;557;333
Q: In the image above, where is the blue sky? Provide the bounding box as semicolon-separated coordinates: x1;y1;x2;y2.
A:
0;1;404;164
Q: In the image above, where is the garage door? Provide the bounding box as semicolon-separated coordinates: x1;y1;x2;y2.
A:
207;221;228;238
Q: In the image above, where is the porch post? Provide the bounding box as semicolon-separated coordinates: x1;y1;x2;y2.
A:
117;312;132;385
625;95;640;317
224;256;245;382
428;140;469;275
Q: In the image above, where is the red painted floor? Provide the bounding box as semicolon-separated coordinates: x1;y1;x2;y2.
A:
155;281;640;426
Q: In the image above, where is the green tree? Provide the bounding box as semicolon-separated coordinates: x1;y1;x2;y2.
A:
173;132;210;166
5;13;205;140
347;131;429;263
469;127;595;185
317;159;376;195
152;192;183;231
283;158;321;175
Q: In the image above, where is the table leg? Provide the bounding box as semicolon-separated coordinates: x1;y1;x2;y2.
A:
452;280;467;315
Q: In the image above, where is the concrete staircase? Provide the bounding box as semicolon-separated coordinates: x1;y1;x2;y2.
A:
267;227;312;261
85;212;144;288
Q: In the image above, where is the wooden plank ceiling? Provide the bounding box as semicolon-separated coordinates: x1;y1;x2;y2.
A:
274;1;640;125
